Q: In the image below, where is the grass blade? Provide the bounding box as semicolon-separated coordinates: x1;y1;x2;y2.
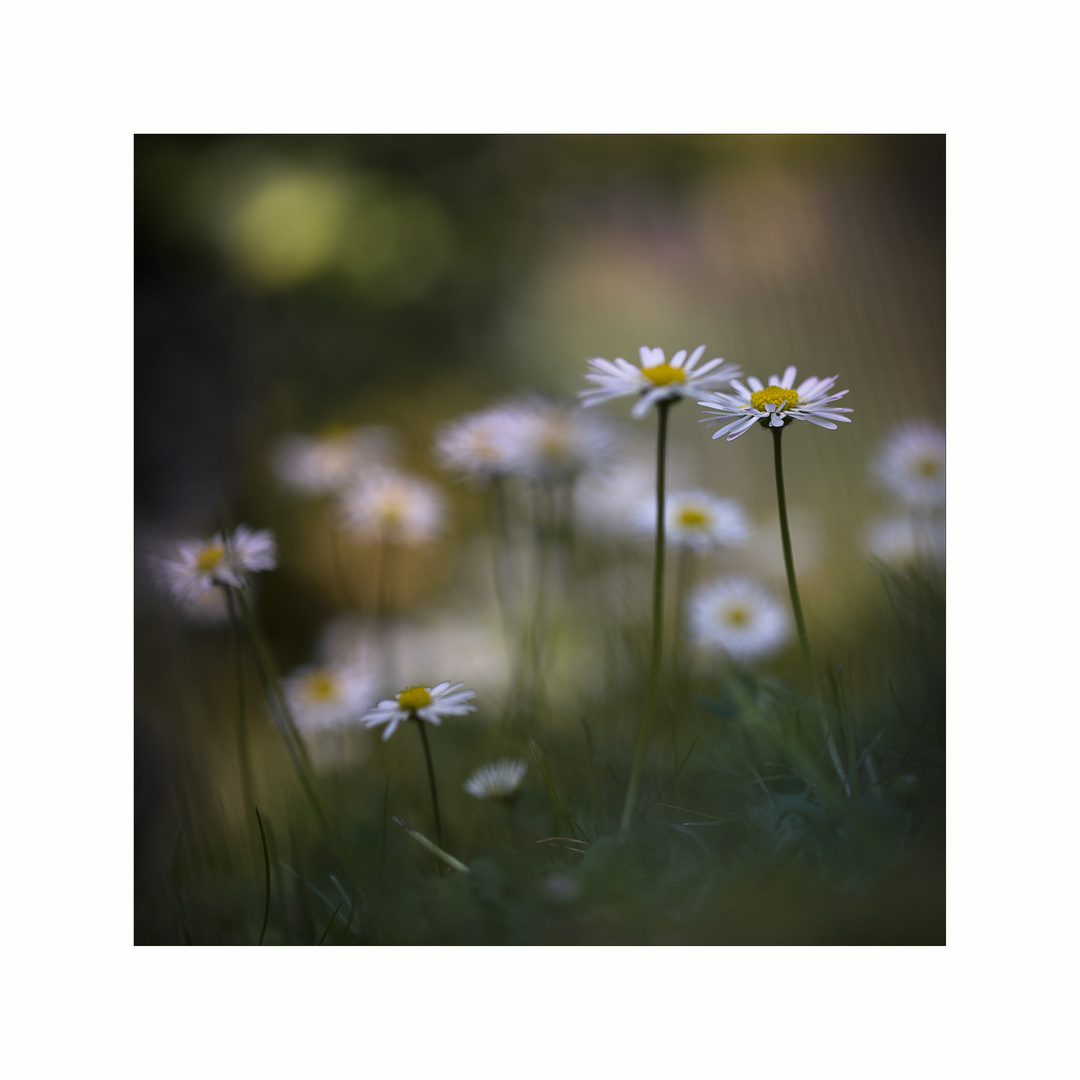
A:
255;806;271;945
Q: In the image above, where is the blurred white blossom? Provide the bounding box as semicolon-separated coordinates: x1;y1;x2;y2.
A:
689;576;791;663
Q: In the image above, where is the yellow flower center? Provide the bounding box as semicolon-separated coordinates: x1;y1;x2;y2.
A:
196;544;226;573
678;508;709;527
303;670;339;703
642;363;686;386
397;686;433;711
379;498;406;526
750;386;799;412
724;605;750;626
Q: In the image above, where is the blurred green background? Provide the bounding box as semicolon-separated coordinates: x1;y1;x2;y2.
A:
134;135;944;944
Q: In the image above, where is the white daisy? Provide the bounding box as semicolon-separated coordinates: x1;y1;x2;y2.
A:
580;345;742;419
155;526;277;606
698;366;853;441
688;577;791;663
870;421;945;509
361;681;477;741
283;662;379;736
463;758;527;801
272;425;398;496
434;405;524;485
511;399;618;482
340;472;447;545
863;516;946;569
633;489;750;552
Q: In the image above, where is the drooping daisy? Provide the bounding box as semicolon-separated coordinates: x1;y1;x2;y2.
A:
511;399;618;482
340;472;447;545
698;366;853;441
272;425;398;496
434;405;524;485
361;681;477;741
870;421;945;509
155;526;277;606
283;662;379;736
580;345;742;419
688;577;791;663
633;489;751;552
863;516;946;569
463;758;527;801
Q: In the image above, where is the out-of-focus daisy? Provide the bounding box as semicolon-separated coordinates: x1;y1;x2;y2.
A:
633;489;750;552
688;577;791;663
580;345;741;419
864;516;946;569
272;425;398;496
340;473;446;545
698;367;852;441
361;681;477;741
434;405;523;485
870;422;945;509
512;399;617;482
463;758;527;801
155;526;277;606
574;453;695;536
283;662;378;736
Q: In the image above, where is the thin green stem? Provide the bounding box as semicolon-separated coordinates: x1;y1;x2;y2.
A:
619;399;671;837
771;426;845;784
414;718;443;848
223;586;256;837
771;426;820;697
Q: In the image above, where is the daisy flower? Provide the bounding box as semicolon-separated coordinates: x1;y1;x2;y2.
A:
511;399;618;482
283;662;379;736
633;489;750;552
361;681;477;741
155;526;277;606
272;425;398;496
463;758;527;801
698;366;853;441
340;472;447;545
580;345;741;419
434;405;524;485
688;577;791;663
870;421;945;509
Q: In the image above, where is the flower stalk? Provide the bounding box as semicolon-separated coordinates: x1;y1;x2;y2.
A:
619;399;672;837
770;426;846;784
414;717;443;847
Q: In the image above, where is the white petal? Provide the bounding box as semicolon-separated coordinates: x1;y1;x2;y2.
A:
781;366;797;389
670;349;688;368
747;376;764;393
684;345;706;371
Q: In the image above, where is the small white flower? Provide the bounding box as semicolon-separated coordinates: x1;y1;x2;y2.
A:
463;758;527;801
870;422;945;509
155;526;277;606
340;472;447;545
434;405;524;485
698;366;853;441
511;399;618;482
272;426;398;496
688;577;791;663
580;345;741;419
361;681;477;741
633;489;751;552
863;516;945;569
283;663;379;735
